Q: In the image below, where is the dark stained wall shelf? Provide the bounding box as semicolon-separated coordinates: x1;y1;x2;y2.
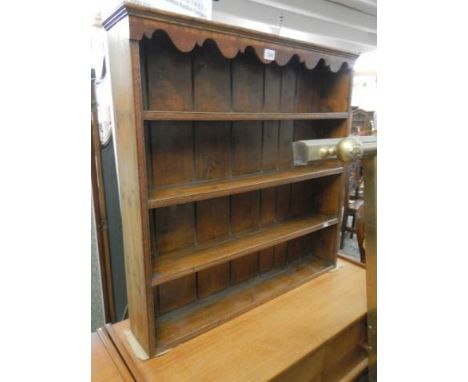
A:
105;2;356;357
148;165;343;208
152;214;338;285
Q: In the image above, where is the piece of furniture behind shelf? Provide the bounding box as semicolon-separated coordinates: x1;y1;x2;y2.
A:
351;107;374;136
104;3;358;358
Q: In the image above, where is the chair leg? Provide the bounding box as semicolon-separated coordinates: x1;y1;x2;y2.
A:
340;210;348;249
356;205;366;263
350;214;356;239
340;228;345;249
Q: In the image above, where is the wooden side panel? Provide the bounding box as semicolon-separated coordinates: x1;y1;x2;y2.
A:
193;41;231;112
106;22;155;356
145;31;192;111
150;122;193;187
196;197;231;298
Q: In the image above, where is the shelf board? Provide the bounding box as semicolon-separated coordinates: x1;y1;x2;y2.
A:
143;110;349;121
156;255;334;353
148;165;343;209
152;214;338;286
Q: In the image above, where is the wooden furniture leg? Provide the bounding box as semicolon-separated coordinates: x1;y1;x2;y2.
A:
355;204;366;263
362;155;377;381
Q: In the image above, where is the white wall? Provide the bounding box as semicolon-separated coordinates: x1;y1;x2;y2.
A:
352;50;377;112
96;0;376;54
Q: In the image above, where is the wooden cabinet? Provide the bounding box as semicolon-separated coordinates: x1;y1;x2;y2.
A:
104;3;358;357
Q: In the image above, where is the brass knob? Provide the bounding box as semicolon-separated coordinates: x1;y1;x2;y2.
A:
336;136;364;163
318;146;329;158
318;146;337;159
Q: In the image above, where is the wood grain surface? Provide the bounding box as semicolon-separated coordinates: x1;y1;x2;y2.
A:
108;258;367;381
148;165;343;208
105;3;356;355
152;214;338;285
91;329;134;382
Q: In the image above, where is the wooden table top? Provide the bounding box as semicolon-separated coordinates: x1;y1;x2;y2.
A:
100;258;366;382
92;328;134;382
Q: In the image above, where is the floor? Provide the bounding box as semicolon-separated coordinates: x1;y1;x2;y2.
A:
342;231;361;261
91;203;106;332
340;215;362;262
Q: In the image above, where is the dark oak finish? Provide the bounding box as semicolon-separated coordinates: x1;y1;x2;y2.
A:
148;164;343;208
104;2;357;356
106;18;156;357
152;214;338;286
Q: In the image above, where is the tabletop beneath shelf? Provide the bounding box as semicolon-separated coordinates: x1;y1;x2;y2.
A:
102;258;367;382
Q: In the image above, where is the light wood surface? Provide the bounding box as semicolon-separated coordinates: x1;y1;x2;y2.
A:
92;329;134;382
108;258;367;381
148;165;343;208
